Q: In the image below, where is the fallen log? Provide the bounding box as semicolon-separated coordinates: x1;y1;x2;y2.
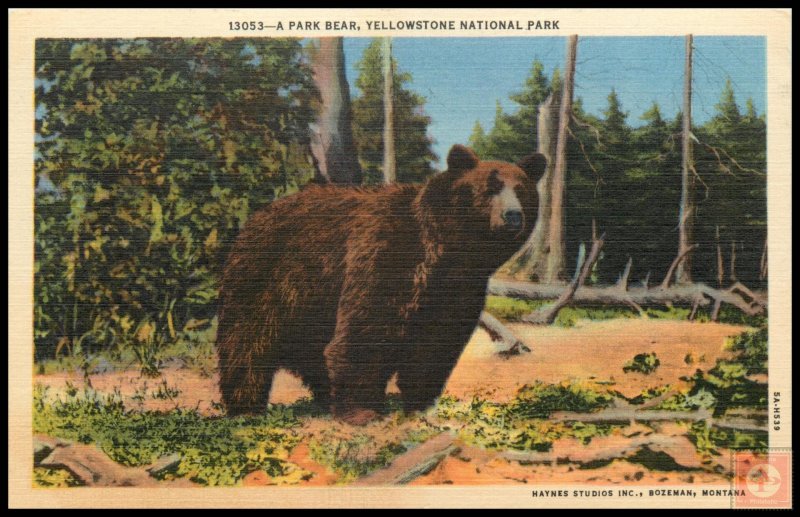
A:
34;435;193;487
499;434;703;470
552;409;767;433
550;396;768;433
35;436;159;487
488;279;767;317
478;311;530;357
350;432;459;486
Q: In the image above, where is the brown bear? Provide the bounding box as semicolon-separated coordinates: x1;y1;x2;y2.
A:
216;145;546;425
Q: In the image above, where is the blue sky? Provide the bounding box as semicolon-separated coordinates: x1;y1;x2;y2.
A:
343;37;766;167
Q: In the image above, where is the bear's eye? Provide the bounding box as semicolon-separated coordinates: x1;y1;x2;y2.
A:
487;170;504;196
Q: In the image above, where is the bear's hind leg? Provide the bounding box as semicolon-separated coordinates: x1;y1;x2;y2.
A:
220;367;275;416
301;361;332;411
218;347;277;416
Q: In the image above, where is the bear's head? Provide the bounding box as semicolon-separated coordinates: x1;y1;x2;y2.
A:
418;144;547;267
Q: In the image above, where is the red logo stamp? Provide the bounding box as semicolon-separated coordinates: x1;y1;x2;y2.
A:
733;450;792;509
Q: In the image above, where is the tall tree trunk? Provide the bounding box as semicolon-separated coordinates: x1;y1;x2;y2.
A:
382;37;397;184
545;35;577;284
309;37;361;185
501;90;560;280
676;34;695;284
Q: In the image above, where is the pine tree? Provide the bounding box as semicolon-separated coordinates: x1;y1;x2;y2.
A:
469;121;489;155
602;89;631;147
640;101;665;129
471;60;552;162
744;98;757;121
351;39;437;184
710;78;741;131
504;60;551;158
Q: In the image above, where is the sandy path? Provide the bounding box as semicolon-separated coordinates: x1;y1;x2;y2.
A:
34;319;749;412
447;319;750;400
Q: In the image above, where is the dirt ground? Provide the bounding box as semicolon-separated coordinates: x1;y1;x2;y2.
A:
34;318;752;485
36;319;747;410
446;319;749;400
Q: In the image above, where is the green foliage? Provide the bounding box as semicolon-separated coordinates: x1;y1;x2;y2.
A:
309;432;407;482
552;306;636;327
645;307;692;320
509;382;614;419
688;421;767;454
151;379;182;401
725;327;768;374
684;362;767;416
656;326;768;417
34;319;218;377
655;389;718;412
436;383;615;452
691;80;767;287
624;385;672;405
715;306;768;327
33;467;82;488
308;422;439;482
32;384;312;486
351;39;437;184
134;316;219;377
483;295;548;321
623;352;661;374
34;39;317;366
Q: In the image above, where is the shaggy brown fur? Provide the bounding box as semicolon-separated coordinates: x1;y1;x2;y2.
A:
216;145;546;425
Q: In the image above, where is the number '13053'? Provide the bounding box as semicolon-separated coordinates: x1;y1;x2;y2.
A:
229;21;265;31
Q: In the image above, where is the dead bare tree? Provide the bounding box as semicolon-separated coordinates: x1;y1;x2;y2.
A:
661;243;699;290
309;37;361;185
545;35;578;284
502;89;561;281
676;34;695;284
382;37;397;184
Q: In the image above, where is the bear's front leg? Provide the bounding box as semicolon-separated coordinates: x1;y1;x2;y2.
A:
325;331;394;426
324;252;403;426
397;343;463;413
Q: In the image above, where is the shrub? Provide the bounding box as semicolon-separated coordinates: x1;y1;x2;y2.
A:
623;352;660;374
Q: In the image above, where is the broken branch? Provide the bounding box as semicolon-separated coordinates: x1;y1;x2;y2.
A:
522;234;605;325
479;311;530;356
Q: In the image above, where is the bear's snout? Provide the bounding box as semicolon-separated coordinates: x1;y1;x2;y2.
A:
502;209;523;231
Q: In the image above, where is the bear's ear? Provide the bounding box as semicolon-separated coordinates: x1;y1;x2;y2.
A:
447;145;479;173
517;153;548;184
